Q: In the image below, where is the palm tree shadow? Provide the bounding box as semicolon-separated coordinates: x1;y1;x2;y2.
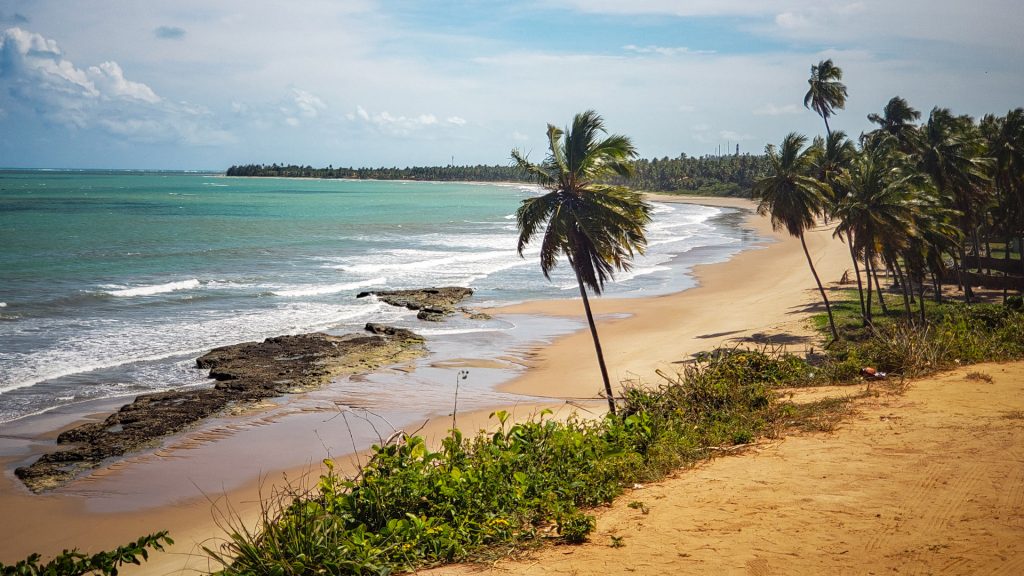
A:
695;329;747;339
789;301;830;314
735;332;813;346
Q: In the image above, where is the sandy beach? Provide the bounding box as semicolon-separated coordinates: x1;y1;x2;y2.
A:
7;193;1017;576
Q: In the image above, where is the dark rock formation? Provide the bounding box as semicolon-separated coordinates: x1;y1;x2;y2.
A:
15;329;424;492
357;287;474;321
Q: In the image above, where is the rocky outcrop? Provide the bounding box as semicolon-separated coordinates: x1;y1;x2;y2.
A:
357;287;474;321
15;328;425;492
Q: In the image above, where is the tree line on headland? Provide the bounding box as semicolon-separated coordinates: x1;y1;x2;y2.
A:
224;152;768;197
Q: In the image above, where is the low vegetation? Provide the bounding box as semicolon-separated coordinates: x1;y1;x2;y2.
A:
200;297;1024;576
0;532;172;576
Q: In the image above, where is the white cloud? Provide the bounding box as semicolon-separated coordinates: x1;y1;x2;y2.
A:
719;130;753;141
553;0;804;17
349;106;466;135
292;88;326;118
623;44;715;56
87;61;161;103
753;103;802;116
0;27;232;145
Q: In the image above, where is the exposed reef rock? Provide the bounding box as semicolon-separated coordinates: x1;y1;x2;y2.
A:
15;328;424;492
356;287;476;321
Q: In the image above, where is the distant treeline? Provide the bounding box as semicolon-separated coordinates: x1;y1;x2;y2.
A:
225;163;528;183
626;154;769;197
224;153;769;197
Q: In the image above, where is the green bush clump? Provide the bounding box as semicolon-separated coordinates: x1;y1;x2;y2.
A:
556;512;595;544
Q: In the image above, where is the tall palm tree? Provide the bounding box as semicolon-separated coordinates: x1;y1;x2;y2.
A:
834;144;922;324
866;96;922;153
918;108;991;302
804;59;848;138
811;131;866;320
982;109;1024;281
512;110;652;415
753;133;839;341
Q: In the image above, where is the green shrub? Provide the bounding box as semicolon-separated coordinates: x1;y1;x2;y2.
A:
1;532;172;576
557;512;595;544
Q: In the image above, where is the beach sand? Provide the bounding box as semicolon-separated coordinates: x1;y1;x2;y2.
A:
6;194;1018;575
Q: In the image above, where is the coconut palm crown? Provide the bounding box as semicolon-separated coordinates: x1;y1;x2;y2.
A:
804;59;848;137
512;110;652;414
512;110;651;295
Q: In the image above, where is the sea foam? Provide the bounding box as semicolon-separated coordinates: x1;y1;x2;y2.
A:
272;277;387;297
106;279;201;297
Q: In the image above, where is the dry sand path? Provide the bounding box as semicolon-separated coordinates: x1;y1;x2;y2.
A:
427;362;1024;576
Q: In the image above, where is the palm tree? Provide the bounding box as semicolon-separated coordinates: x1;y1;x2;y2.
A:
512;110;652;415
982;109;1024;283
918;108;991;302
866;96;922;153
834;143;922;324
804;59;848;138
753;133;839;341
811;131;867;320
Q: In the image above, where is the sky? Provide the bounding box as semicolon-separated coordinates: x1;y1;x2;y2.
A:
0;0;1022;170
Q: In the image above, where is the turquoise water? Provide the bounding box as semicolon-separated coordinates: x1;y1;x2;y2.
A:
0;170;758;423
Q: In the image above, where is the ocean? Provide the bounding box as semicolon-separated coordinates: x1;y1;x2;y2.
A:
0;170;760;424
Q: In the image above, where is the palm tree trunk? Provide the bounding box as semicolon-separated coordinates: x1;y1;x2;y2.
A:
823;116;832;139
921;280;929;325
892;259;914;322
573;266;616;415
846;231;867;326
800;232;839;342
865;254;874;325
872;259;890;315
957;245;974;303
1005;235;1014;304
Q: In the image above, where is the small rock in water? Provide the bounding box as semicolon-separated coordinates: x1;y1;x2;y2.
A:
357;287;474;321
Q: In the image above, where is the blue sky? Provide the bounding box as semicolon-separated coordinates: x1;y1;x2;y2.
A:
1;0;1022;170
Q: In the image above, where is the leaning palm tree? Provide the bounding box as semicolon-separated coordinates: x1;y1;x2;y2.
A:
753;132;839;341
512;110;652;415
804;59;848;138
